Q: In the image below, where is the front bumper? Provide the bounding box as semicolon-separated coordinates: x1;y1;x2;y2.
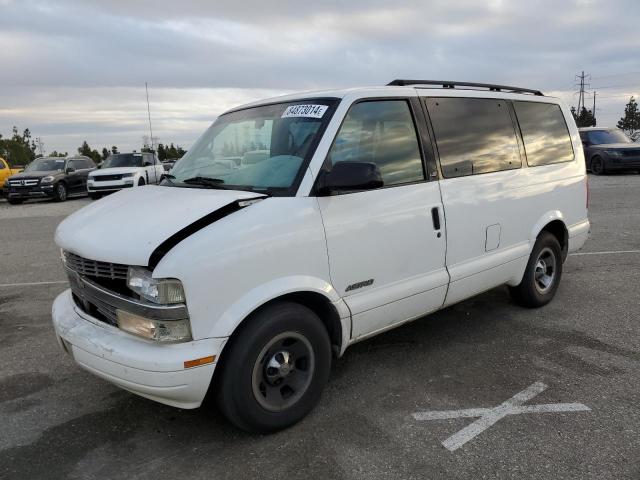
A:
6;184;55;198
52;289;227;409
88;179;134;192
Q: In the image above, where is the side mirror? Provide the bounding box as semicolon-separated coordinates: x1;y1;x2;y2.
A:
317;161;383;195
65;167;75;174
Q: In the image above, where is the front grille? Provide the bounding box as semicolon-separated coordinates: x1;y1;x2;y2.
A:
64;251;129;280
9;178;39;187
89;184;132;191
92;174;123;181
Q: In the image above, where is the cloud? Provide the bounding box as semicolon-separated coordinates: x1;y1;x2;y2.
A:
0;0;639;152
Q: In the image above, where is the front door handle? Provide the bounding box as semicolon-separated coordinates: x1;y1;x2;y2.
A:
431;207;441;231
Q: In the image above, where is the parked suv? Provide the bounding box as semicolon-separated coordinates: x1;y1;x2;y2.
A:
579;127;640;174
87;152;164;199
6;156;95;204
52;80;589;432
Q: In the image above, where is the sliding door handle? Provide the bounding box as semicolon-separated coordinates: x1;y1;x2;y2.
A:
431;207;441;231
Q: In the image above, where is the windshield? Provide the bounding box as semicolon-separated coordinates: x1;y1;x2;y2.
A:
169;99;338;195
102;153;144;168
587;129;631;145
25;157;66;172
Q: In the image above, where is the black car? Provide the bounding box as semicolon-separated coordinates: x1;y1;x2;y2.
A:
579;128;640;175
4;156;96;204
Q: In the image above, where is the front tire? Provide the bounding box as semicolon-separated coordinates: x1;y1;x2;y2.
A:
591;156;605;175
89;192;102;200
7;198;24;205
509;231;563;308
54;182;67;202
138;177;146;187
216;302;332;433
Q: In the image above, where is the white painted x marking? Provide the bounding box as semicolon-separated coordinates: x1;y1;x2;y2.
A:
413;382;591;451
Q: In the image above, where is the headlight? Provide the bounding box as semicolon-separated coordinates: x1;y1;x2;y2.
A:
116;310;192;342
127;266;185;304
41;176;55;183
121;173;135;178
605;150;623;157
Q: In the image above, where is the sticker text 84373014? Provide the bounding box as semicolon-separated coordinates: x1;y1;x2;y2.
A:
281;104;328;119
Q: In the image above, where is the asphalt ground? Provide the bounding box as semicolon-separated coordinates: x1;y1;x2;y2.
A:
0;175;639;479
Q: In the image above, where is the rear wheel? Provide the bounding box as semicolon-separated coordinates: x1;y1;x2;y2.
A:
216;302;332;433
54;182;67;202
509;231;562;308
7;198;24;205
591;156;605;175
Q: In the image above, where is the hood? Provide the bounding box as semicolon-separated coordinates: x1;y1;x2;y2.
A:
9;170;61;179
55;185;264;266
90;167;144;176
591;143;639;150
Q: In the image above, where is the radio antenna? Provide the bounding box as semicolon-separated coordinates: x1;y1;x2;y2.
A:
145;82;154;152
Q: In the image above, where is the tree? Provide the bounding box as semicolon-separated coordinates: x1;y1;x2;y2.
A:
0;125;37;166
571;106;596;128
77;141;103;164
101;148;110;160
617;96;640;140
49;151;68;157
111;145;119;155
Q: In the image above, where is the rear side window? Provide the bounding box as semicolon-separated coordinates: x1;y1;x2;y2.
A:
514;102;574;166
327;100;425;187
426;98;521;178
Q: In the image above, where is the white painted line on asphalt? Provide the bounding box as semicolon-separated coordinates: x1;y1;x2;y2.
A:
0;280;68;288
413;382;591;452
570;249;640;256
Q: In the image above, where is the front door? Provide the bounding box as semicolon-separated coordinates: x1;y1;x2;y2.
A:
316;99;448;340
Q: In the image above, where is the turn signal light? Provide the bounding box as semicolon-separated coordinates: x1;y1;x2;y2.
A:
184;355;216;369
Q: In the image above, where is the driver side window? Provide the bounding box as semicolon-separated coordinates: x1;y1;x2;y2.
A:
327;100;425;187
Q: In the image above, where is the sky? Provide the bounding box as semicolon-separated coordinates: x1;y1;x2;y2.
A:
0;0;639;155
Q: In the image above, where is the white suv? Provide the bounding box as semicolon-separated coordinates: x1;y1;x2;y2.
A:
52;80;589;432
87;152;164;199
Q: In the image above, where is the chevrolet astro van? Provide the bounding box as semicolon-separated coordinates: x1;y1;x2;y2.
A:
52;80;589;432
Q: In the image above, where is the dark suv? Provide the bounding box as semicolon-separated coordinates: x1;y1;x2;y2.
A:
4;156;96;204
579;128;640;175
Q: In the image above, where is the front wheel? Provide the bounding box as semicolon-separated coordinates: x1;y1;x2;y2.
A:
89;192;102;200
54;182;67;202
509;231;563;308
137;177;146;187
7;198;24;205
216;302;332;433
591;156;605;175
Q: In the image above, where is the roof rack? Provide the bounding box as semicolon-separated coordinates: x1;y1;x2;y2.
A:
387;79;543;96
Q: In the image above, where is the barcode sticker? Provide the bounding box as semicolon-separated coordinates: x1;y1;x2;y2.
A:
281;104;328;119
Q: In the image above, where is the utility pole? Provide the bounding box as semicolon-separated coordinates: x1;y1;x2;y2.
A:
145;82;154;152
35;137;45;157
574;71;591;112
592;91;597;116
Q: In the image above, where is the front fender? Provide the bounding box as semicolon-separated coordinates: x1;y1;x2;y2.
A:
210;275;351;340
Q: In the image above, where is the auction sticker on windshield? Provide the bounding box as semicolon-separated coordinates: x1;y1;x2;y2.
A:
281;104;328;118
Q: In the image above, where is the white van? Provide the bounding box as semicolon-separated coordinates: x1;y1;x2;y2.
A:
52;80;589;432
87;152;164;199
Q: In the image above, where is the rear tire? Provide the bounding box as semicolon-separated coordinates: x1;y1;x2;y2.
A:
509;231;563;308
216;302;332;433
54;182;67;202
7;198;23;205
591;156;605;175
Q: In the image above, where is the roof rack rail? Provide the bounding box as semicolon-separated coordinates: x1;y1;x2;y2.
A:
387;79;543;96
